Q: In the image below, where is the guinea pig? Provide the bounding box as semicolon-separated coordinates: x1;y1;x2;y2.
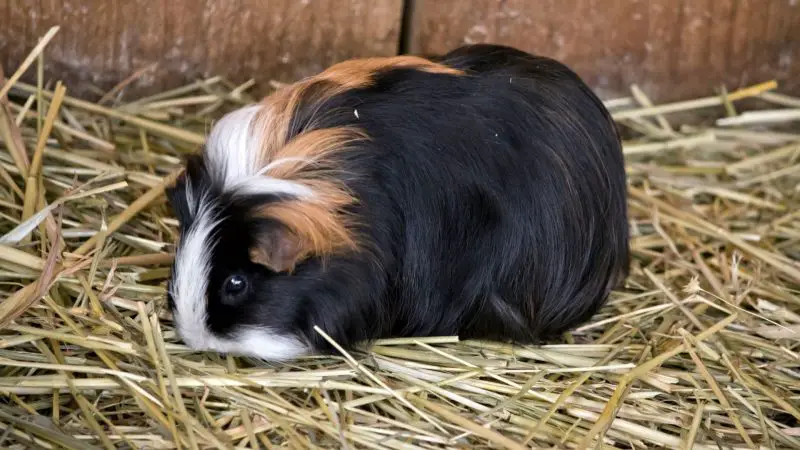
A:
165;43;629;361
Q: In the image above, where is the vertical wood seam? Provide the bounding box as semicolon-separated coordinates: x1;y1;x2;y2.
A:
398;0;416;55
724;0;739;87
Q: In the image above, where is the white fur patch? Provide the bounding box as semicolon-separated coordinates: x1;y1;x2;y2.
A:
170;188;308;362
204;105;315;199
183;327;308;361
184;176;197;217
169;190;220;352
259;157;312;174
226;173;315;199
205;105;265;190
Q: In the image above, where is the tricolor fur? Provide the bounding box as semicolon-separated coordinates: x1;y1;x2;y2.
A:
166;44;630;361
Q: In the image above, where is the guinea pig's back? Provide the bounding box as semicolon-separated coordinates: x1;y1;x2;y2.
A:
308;46;629;341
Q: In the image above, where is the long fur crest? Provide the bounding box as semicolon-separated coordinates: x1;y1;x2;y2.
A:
204;57;439;266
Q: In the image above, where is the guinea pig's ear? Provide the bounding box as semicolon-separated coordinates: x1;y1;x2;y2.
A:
165;173;189;223
248;199;359;273
164;176;181;207
249;224;308;274
167;153;212;223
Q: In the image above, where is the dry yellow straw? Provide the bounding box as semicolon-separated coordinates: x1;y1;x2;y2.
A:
21;82;66;222
72;169;182;257
0;26;60;101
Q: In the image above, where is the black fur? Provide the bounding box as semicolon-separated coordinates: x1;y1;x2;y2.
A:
167;44;630;357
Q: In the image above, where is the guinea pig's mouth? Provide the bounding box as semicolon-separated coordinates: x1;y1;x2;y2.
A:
175;323;308;362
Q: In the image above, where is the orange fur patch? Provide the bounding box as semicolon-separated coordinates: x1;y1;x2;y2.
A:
265;127;368;180
249;194;360;272
316;55;463;89
250;55;461;168
247;128;366;269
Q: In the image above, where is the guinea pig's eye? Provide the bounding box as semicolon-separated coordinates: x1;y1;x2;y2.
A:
223;275;248;296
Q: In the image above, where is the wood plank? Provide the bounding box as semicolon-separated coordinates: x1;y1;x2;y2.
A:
0;0;403;100
408;0;800;101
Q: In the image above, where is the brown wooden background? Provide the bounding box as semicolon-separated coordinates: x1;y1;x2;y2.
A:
2;0;799;102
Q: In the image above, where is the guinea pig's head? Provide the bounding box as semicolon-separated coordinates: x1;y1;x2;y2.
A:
164;105;364;361
164;161;304;360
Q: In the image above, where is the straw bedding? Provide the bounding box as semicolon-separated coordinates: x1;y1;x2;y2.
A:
1;30;799;450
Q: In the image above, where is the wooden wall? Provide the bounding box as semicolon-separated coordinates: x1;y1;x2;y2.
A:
408;0;800;102
0;0;404;97
1;0;799;102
